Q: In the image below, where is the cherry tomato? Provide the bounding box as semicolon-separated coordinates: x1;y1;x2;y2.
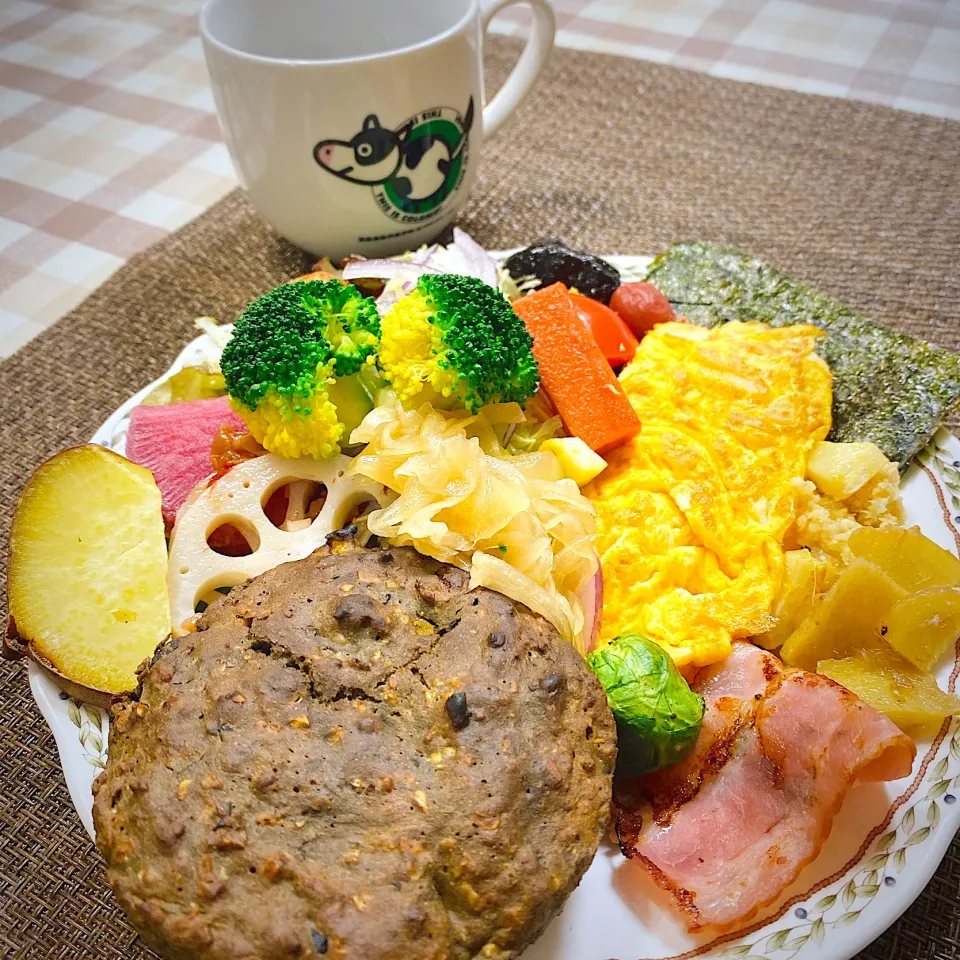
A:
569;292;639;367
609;282;676;338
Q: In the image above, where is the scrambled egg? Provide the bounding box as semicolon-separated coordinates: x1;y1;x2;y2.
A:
585;321;832;667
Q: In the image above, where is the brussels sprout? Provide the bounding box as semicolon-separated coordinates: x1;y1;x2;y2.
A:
587;634;704;777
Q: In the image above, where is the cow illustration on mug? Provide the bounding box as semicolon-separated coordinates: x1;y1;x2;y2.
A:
314;98;474;223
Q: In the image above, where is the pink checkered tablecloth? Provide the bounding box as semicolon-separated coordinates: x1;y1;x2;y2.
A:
1;0;958;357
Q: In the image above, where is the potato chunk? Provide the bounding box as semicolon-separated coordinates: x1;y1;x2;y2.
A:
806;441;890;501
781;558;906;670
848;525;960;593
882;586;960;671
7;445;170;701
755;550;823;650
540;437;607;487
819;649;960;730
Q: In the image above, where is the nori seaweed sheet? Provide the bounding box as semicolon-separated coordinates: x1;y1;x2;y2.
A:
644;242;960;468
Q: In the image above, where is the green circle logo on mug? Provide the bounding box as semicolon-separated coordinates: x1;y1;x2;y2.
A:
313;97;474;225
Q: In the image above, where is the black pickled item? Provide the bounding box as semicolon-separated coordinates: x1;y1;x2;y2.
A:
445;692;470;730
505;239;621;304
645;242;960;469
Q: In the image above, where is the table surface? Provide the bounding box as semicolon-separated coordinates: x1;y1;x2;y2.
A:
1;24;959;960
0;0;959;357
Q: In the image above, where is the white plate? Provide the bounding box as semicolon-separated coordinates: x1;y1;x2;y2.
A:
27;255;960;960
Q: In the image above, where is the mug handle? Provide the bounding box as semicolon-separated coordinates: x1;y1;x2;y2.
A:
481;0;556;138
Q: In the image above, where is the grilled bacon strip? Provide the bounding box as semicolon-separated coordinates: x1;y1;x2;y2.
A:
615;642;915;932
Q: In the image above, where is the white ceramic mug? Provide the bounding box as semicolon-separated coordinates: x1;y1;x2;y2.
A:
200;0;556;259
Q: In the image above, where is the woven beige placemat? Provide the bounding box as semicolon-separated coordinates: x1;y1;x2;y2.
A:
1;37;959;960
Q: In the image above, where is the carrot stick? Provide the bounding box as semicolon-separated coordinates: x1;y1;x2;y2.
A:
513;283;641;453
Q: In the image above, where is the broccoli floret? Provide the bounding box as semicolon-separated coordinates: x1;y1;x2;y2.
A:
378;274;540;412
221;280;380;459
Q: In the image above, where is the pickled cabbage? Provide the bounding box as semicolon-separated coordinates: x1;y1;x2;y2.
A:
350;401;598;649
141;366;226;405
504;390;564;454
